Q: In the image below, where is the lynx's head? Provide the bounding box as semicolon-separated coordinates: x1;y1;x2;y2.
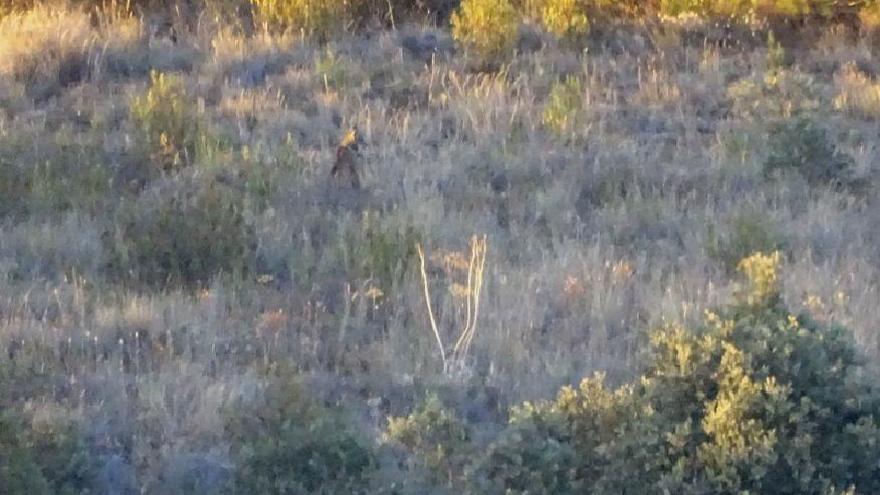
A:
339;126;364;152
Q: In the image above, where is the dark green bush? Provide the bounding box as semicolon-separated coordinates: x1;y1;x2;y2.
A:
339;211;422;290
466;254;880;494
26;417;100;495
104;175;254;287
385;394;473;487
225;376;377;494
0;157;28;219
0;359;99;494
0;133;110;221
0;412;49;495
467;379;612;494
706;211;787;273
130;71;201;173
764;117;856;189
0;409;98;495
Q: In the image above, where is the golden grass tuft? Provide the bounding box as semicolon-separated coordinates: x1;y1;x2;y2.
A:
0;5;96;95
833;61;880;119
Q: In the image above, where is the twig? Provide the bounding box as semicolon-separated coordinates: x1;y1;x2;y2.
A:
453;235;487;360
386;0;396;30
418;236;488;374
417;243;446;370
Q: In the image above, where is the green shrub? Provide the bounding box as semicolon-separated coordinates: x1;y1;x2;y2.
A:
752;0;823;17
0;407;98;495
338;211;421;291
764;117;856;189
0;132;110;221
583;0;648;18
226;376;376;494
452;0;520;63
658;0;741;17
727;43;818;121
131;71;200;173
385;395;472;487
0;412;49;495
538;0;590;43
542;76;583;137
247;0;463;36
657;0;850;19
26;415;99;495
315;48;359;89
468;376;624;494
706;211;787;273
522;0;644;19
765;31;787;73
468;253;880;494
105;176;253;287
251;0;348;39
735;250;782;305
0;157;29;219
242;139;305;212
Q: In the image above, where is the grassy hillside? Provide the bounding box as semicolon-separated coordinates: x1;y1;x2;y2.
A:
1;0;880;492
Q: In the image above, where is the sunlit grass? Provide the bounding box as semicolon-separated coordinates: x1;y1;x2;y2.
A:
0;1;879;492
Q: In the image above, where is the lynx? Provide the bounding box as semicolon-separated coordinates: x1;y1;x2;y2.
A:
330;127;364;189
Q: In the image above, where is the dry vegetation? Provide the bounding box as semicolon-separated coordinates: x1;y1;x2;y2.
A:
3;0;880;493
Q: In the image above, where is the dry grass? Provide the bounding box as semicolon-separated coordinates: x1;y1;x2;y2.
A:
834;61;880;119
0;5;97;97
1;3;879;492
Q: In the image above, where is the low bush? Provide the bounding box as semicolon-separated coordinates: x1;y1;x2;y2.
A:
764;116;856;189
0;401;98;495
537;0;590;43
314;48;360;89
0;156;29;219
130;71;201;173
726;37;818;122
465;251;880;493
104;175;254;288
452;0;520;63
728;68;819;119
0;412;49;495
25;414;100;495
251;0;349;39
706;211;787;273
543;76;584;137
339;211;422;291
659;0;748;17
0;132;111;222
225;375;377;494
587;0;649;18
385;395;473;487
658;0;861;20
467;375;625;494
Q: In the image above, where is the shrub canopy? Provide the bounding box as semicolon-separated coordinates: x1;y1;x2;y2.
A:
467;252;880;494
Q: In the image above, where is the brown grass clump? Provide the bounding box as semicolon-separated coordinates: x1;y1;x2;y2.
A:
833;61;880;119
0;5;97;98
